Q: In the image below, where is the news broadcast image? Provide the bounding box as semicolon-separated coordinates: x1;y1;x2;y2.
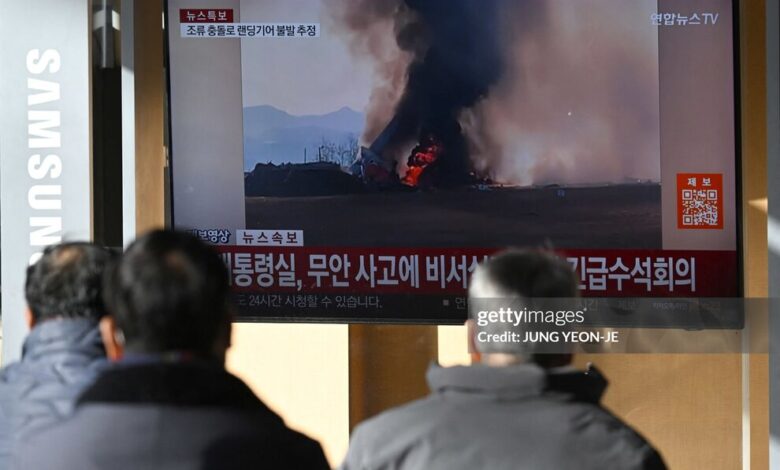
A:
167;0;739;322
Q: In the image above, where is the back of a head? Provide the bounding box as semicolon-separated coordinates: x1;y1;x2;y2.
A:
468;249;579;361
25;242;116;323
104;230;230;358
469;249;578;301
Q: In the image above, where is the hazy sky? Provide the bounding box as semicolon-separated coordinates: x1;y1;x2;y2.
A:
240;0;374;115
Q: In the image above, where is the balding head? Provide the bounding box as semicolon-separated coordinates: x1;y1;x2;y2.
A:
468;249;578;364
25;242;116;323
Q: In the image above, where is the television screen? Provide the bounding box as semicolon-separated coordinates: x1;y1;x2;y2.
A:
166;0;739;323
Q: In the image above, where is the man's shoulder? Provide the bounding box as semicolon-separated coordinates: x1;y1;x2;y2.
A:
0;361;25;395
353;394;442;440
561;399;652;444
547;398;664;467
0;354;104;422
0;348;105;388
14;399;330;470
0;358;46;388
12;404;96;469
345;389;664;470
13;362;330;470
345;393;446;467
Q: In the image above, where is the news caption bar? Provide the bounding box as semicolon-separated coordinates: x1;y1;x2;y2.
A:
181;23;320;38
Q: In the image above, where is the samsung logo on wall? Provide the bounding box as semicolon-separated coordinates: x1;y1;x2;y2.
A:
1;0;91;362
26;48;62;263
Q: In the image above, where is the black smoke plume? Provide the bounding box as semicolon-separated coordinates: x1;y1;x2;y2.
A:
330;0;659;186
329;0;508;184
390;0;505;183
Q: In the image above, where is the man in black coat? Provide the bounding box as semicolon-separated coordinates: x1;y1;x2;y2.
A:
14;230;329;470
0;243;113;468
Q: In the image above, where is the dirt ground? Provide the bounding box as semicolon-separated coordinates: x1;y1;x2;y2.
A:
245;183;661;249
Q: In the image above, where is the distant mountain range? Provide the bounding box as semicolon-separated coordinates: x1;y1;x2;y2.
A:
243;105;365;170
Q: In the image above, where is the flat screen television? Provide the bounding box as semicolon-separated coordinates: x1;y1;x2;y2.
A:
165;0;741;325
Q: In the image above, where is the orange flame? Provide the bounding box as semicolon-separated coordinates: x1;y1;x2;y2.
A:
402;136;443;187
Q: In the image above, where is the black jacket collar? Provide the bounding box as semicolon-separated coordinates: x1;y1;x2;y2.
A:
545;364;608;404
426;362;609;405
426;363;547;400
77;361;277;418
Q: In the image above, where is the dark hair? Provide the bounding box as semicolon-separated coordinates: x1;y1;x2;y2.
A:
104;230;230;355
25;242;117;322
469;249;578;301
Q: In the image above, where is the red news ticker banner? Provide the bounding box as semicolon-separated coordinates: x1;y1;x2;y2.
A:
179;9;234;23
217;247;739;298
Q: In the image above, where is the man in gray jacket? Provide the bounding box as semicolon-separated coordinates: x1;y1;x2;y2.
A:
341;249;666;470
14;230;329;470
0;242;114;467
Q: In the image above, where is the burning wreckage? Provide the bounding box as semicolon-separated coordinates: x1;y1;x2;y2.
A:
353;117;454;189
354;115;471;190
350;0;505;190
247;0;505;197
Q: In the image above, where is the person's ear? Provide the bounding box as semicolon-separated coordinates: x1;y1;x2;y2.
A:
24;307;36;330
465;319;480;364
99;316;125;361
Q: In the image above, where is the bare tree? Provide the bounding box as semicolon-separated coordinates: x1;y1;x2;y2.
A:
318;135;359;168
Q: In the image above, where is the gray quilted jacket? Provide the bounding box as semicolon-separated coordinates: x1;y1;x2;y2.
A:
341;363;666;470
0;318;106;467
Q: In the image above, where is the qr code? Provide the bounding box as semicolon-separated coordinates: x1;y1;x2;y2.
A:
677;173;723;229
